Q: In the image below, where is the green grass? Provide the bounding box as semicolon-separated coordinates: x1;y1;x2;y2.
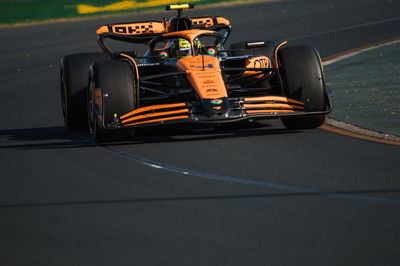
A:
0;0;252;25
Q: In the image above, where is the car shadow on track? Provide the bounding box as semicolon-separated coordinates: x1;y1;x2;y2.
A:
123;120;301;145
0;120;303;149
1;189;400;209
0;126;90;149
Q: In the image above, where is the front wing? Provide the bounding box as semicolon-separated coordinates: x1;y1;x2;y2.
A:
100;95;331;130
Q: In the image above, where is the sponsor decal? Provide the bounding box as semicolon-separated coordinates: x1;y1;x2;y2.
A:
114;26;136;34
210;99;223;105
207;48;216;55
225;55;251;60
137;62;162;67
252;58;269;68
159;51;168;58
189;64;213;69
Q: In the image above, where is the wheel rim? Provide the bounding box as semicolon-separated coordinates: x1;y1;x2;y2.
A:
88;80;96;137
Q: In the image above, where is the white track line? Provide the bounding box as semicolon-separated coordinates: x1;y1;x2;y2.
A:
98;18;400;204
101;145;400;204
324;39;400;65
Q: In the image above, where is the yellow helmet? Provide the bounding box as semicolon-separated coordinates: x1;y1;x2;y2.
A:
178;38;191;49
171;38;192;57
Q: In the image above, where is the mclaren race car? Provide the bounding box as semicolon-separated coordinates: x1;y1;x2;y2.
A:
60;4;331;141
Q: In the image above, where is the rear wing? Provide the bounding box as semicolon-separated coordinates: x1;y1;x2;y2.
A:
95;16;231;39
95;3;231;58
96;20;168;38
96;16;231;58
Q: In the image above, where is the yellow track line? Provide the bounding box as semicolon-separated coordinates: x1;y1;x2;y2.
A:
0;0;277;28
320;124;400;146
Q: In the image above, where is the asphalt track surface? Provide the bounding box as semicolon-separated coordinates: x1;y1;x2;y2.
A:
1;0;400;265
325;40;400;136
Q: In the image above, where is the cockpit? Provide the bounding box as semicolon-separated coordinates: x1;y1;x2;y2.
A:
147;31;224;60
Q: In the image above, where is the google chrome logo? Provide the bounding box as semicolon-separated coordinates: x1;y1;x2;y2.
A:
210;99;223;105
207;48;216;55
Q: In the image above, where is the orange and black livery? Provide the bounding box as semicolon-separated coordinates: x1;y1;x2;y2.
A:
60;4;331;142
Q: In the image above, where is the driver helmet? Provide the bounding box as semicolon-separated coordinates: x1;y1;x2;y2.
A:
172;38;192;57
193;38;202;55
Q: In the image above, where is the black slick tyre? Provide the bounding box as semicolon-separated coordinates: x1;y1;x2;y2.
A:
278;45;328;129
60;53;106;130
88;60;136;142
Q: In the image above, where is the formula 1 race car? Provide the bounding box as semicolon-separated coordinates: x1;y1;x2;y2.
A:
60;4;331;141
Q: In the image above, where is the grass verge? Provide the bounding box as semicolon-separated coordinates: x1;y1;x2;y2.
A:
0;0;262;25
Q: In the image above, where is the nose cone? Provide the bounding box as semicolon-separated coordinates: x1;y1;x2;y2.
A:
176;55;228;99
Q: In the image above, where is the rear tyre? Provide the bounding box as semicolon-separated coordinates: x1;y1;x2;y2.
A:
60;53;106;130
278;45;328;129
88;60;136;142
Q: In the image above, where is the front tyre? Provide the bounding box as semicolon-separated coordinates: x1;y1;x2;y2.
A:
60;53;106;130
278;45;328;129
88;60;137;142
